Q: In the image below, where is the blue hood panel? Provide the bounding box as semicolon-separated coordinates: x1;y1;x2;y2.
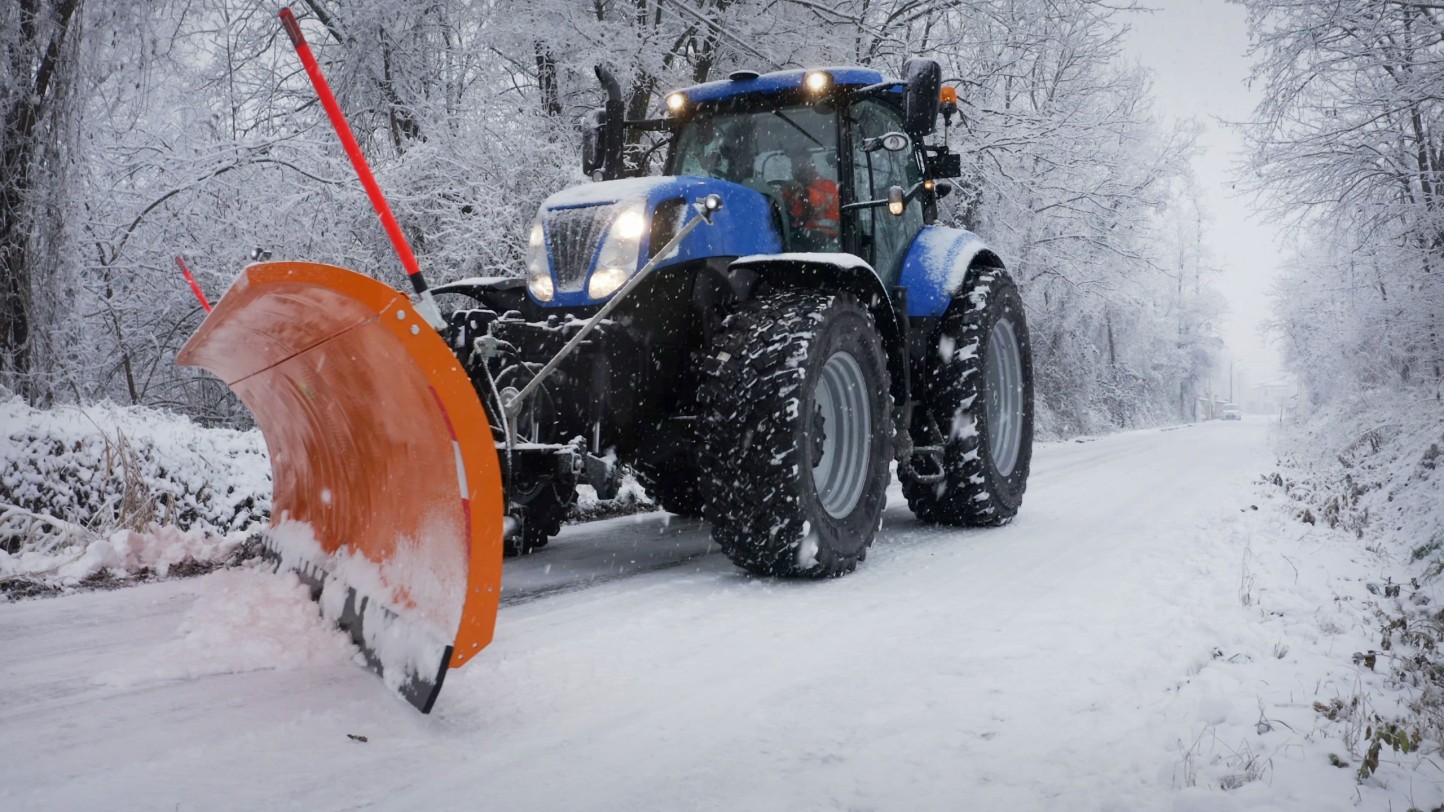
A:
535;176;782;307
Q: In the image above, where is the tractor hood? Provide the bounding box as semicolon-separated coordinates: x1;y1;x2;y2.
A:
524;176;781;306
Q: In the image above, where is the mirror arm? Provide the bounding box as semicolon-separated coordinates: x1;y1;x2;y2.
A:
840;198;888;213
624;118;677;132
839;180;930;214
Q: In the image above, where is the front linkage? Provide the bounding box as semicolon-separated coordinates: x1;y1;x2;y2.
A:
448;195;725;555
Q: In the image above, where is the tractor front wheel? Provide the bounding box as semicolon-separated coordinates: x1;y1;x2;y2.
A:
633;460;705;519
496;368;575;556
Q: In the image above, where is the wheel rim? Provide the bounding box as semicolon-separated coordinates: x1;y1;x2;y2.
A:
985;318;1023;478
813;350;871;519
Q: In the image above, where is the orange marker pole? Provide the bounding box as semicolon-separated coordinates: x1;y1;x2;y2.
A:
278;7;444;329
175;256;212;313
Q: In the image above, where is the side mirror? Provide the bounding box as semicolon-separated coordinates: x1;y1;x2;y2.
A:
901;57;941;137
863;131;911;153
933;180;953;200
838;181;925;217
581;108;607;178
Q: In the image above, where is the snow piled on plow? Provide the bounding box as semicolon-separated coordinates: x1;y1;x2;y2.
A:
268;519;460;698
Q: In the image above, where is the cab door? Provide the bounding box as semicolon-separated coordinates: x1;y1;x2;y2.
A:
846;99;925;287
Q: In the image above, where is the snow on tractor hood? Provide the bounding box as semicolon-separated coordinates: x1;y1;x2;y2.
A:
526;176;781;307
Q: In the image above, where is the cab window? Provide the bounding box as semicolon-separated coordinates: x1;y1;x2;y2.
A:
848;99;924;286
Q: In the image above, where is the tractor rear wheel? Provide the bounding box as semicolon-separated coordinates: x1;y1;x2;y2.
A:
902;268;1033;525
699;292;892;577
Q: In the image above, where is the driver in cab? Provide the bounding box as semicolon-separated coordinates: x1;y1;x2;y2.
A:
781;142;840;252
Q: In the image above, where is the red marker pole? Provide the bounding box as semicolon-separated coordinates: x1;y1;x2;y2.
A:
175;256;213;313
277;7;444;329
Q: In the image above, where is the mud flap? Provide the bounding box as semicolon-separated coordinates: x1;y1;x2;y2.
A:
177;261;504;713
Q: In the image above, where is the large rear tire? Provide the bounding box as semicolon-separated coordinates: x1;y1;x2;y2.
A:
902;268;1033;525
699;292;892;577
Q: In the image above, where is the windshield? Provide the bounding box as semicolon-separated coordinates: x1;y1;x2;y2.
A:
670;105;840;251
671;105;838;189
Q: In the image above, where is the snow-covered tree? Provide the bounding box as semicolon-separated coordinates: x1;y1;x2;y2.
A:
5;0;1222;435
1238;0;1444;403
2;0;83;402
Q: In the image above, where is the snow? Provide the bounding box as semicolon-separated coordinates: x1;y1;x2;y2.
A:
95;566;356;688
795;520;818;569
441;276;515;288
269;518;460;696
733;252;875;271
2;418;1442;809
542;176;676;208
915;224;989;294
0;397;269;588
5;524;244;584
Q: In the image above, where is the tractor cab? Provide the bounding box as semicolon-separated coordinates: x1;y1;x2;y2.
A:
579;64;961;289
669;98;843;253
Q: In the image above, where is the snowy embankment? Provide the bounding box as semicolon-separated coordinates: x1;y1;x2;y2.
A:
4;416;1444;809
1263;393;1444;784
0;396;270;595
0;395;650;599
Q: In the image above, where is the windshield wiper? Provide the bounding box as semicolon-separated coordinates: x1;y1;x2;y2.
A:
771;109;824;147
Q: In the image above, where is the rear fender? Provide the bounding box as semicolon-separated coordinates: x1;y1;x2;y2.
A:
728;253;907;407
896;225;1004;317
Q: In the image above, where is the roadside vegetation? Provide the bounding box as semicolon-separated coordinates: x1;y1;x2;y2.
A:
1235;0;1444;791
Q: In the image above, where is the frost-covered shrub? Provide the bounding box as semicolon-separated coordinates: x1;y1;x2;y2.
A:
1275;393;1444;550
0;395;270;588
1273;392;1444;759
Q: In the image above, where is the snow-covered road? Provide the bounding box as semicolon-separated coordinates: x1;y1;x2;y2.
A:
3;420;1422;810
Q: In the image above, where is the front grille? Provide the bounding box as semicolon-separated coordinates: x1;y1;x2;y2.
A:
543;204;616;292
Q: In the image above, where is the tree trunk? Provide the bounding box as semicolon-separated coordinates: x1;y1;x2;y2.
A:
0;0;81;395
535;43;562;116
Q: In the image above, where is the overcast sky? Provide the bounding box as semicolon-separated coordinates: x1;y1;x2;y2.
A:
1122;0;1287;391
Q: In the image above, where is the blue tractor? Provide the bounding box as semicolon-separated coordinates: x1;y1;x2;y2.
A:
436;59;1034;576
182;16;1037;710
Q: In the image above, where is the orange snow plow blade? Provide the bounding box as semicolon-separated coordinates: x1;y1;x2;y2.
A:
177;261;504;713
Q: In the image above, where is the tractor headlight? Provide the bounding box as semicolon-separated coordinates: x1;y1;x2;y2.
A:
612;209;647;241
588;267;630;299
588;205;648;300
525;218;554;301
